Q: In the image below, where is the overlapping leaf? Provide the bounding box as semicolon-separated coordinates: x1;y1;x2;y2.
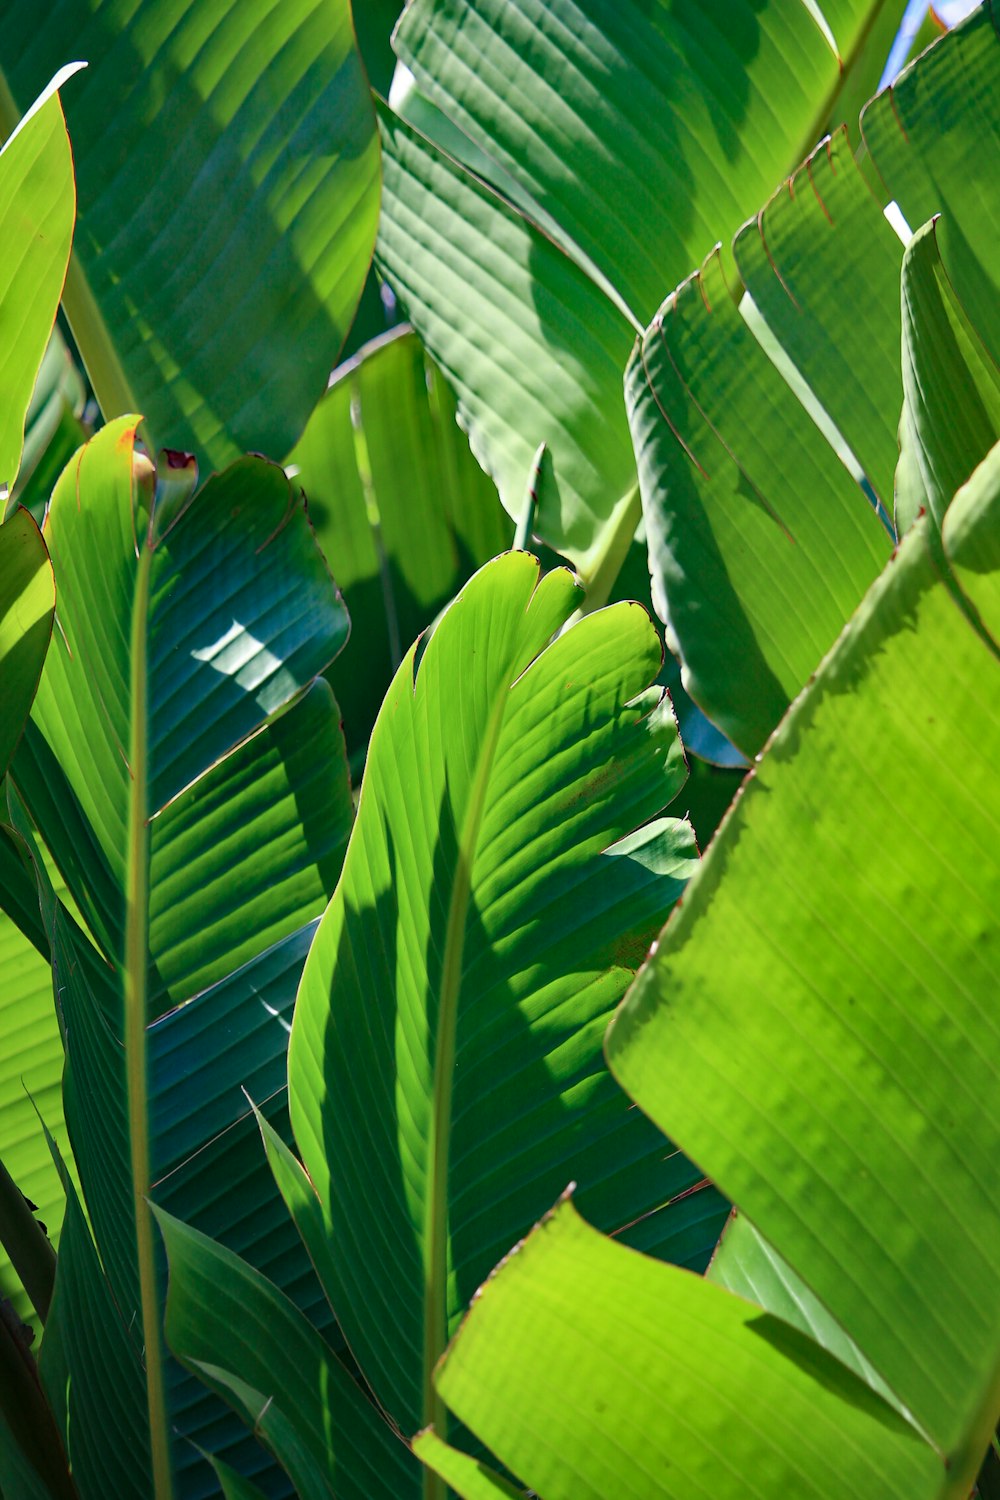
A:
626;249;891;754
288;551;710;1442
897;217;1000;533
1;2;379;467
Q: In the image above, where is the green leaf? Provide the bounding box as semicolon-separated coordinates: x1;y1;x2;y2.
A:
943;439;1000;647
0;69;78;498
287;327;512;754
861;4;1000;368
8;420;352;1495
393;0;900;329
431;1197;944;1500
38;1140;149;1500
707;1211;897;1405
8;328;86;524
375;105;638;575
289;551;706;1443
732;128;904;514
0;818;77;1334
625;249;890;755
413;1430;525;1499
897;217;1000;534
1;3;379;467
0;509;54;779
608;500;1000;1479
157;1207;419;1500
200;1454;270;1500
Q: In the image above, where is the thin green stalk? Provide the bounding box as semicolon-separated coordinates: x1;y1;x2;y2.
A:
61;254;146;439
422;687;512;1500
573;481;642;620
126;535;173;1500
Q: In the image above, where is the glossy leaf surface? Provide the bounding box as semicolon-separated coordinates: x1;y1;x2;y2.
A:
376;105;638;574
394;0;896;328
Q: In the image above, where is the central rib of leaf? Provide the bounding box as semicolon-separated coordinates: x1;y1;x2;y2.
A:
422;681;512;1458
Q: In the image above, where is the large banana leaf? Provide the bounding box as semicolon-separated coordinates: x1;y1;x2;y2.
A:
628;4;1000;753
0;68;77;498
376;0;900;579
286;551;715;1450
0;1;379;468
421;1198;943;1499
607;447;1000;1489
7;420;353;1497
287;326;511;756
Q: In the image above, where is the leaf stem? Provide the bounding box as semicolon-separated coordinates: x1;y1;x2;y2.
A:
422;685;512;1500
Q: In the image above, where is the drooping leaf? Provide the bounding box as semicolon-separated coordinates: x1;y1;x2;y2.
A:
430;1198;944;1500
0;68;78;498
608;494;1000;1477
8;328;87;524
625;249;890;755
288;551;712;1442
287;326;511;755
8;420;352;1494
157;1207;419;1500
1;3;379;467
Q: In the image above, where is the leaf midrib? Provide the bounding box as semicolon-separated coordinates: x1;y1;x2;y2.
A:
125;524;173;1500
421;675;513;1487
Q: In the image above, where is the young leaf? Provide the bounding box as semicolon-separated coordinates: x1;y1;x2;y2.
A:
289;550;708;1446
